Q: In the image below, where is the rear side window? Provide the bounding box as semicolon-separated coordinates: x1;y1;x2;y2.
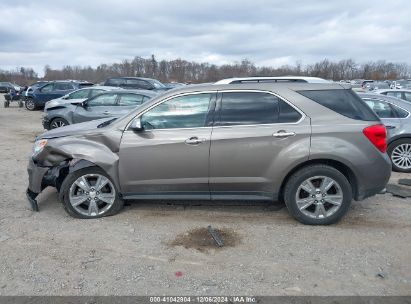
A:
118;93;145;106
362;98;396;118
392;104;409;118
217;92;301;126
105;78;125;86
54;83;74;90
298;89;379;121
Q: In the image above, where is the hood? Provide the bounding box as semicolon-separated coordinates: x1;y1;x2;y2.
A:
39;117;116;139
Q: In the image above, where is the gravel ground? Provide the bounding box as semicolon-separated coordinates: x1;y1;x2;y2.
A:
0;97;410;296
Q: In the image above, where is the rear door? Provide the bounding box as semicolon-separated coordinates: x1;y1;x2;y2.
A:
72;93;119;123
209;91;311;200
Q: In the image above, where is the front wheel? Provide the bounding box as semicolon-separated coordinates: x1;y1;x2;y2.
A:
25;98;36;111
50;117;69;129
60;167;124;219
388;139;411;173
283;164;352;225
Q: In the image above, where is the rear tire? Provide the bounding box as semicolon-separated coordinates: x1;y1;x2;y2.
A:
25;98;36;111
283;164;352;225
387;138;411;173
60;167;124;219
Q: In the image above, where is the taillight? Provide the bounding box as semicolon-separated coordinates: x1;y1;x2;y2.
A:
363;124;387;153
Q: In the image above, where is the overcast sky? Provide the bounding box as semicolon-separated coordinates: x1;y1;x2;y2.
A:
0;0;410;75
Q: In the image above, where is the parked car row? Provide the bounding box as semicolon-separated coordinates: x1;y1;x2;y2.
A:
26;79;392;226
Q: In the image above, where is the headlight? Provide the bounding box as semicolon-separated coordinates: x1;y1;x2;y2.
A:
33;139;48;156
45;100;59;110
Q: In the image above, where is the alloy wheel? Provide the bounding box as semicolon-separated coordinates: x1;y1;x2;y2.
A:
69;174;116;217
295;176;343;219
391;143;411;170
25;99;35;110
50;119;67;129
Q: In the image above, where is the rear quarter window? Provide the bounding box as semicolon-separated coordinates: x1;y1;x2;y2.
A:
297;89;379;121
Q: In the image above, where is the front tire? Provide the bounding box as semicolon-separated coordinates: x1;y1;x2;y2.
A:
25;98;36;111
50;117;69;129
60;167;124;219
388;139;411;173
283;165;352;225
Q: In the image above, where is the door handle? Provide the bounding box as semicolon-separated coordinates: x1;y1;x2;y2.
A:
386;125;396;129
185;137;206;145
273;130;296;138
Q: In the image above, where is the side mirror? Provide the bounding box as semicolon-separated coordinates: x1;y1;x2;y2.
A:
81;101;88;108
130;117;143;131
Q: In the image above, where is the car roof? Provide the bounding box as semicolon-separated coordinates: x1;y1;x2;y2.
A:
214;76;330;84
107;77;158;82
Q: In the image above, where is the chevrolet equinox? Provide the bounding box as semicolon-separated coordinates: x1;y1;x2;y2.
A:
27;82;391;225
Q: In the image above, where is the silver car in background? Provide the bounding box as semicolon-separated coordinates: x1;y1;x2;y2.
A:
27;82;391;225
44;86;120;111
358;92;411;172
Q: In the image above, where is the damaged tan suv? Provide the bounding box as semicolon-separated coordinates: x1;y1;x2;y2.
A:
27;82;391;225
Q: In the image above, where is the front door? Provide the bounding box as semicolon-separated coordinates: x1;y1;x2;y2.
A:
72;93;119;123
209;91;311;200
119;92;216;198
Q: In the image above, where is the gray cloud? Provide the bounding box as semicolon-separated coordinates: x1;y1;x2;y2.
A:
0;0;410;74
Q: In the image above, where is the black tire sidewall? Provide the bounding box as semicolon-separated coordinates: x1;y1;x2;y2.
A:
284;165;352;225
387;139;411;173
60;166;123;219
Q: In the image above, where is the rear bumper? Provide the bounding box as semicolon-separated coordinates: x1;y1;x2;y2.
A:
354;153;391;201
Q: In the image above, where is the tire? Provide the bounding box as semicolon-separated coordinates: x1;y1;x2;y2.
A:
283;164;352;225
387;138;411;173
25;98;36;111
50;117;69;129
60;167;124;219
4;101;9;108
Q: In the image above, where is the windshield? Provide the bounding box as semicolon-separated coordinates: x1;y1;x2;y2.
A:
148;79;166;89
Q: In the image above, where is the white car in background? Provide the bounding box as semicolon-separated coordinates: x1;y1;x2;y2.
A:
44;86;120;111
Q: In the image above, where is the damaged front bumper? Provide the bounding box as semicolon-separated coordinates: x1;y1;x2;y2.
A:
26;157;68;211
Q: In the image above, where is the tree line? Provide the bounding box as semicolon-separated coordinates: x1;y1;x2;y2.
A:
1;56;410;85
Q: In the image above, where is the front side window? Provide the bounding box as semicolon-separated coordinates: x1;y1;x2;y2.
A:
40;83;54;92
87;93;118;106
68;89;90;99
363;98;396;118
106;78;125;86
119;93;145;106
54;83;74;90
126;79;152;90
141;93;212;129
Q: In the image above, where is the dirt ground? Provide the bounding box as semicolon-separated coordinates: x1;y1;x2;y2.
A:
0;97;410;296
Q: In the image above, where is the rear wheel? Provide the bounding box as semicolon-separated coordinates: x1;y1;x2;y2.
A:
60;167;124;219
388;139;411;173
25;98;36;111
50;117;69;129
283;164;352;225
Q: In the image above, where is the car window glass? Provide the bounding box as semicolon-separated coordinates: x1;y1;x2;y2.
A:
119;94;145;106
68;89;90;99
90;89;105;97
298;89;379;121
404;92;411;102
141;93;211;129
218;92;279;126
392;104;409;118
87;93;118;106
126;79;152;89
106;78;124;86
363;98;396;118
54;83;74;90
386;91;403;99
279;100;302;123
40;83;54;92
